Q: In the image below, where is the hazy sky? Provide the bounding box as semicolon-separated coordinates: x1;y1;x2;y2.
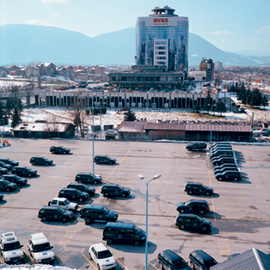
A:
1;0;270;55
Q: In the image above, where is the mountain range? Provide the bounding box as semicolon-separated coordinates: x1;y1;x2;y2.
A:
0;24;269;67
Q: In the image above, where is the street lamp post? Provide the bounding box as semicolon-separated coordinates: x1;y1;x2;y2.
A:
208;103;213;143
92;94;95;175
138;173;161;270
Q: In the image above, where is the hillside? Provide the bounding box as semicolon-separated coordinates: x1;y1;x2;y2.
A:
0;24;269;66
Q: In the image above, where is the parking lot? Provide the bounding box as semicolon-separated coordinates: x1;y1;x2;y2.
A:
0;139;270;269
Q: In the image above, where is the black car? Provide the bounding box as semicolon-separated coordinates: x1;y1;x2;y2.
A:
80;205;118;224
158;249;192;270
215;170;241;181
189;250;217;270
214;166;239;175
30;157;53;166
1;174;28;186
214;164;238;173
11;166;37;177
101;184;130;198
0;193;4;201
58;188;89;202
177;200;210;215
0;168;8;176
75;172;102;184
50;146;70;154
0;158;19;166
0;161;12;171
184;182;214;196
186;142;207;152
175;213;212;233
0;180;17;192
94;155;116;165
38;206;75;222
212;157;236;166
67;183;95;197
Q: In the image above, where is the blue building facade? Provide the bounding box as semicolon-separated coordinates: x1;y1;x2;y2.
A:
136;6;189;72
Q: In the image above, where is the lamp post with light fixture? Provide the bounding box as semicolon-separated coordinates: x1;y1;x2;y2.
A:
138;173;161;270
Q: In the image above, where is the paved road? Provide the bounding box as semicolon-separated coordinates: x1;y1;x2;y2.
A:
0;139;270;269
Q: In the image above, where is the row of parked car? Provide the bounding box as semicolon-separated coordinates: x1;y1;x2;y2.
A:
210;142;242;181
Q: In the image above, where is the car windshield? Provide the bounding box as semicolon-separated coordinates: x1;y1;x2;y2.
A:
97;249;112;259
173;259;187;268
3;241;21;251
63;199;70;205
205;259;217;267
33;242;52;252
103;208;109;214
134;226;141;235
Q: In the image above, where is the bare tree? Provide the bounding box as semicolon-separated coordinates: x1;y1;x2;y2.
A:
69;102;86;138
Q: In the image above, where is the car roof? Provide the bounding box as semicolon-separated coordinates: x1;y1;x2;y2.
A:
1;232;18;243
161;249;183;260
52;197;68;202
187;199;208;204
83;205;104;210
177;213;200;218
105;222;135;230
29;233;49;244
190;249;215;261
91;243;108;252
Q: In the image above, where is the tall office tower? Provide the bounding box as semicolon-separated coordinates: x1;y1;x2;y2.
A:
136;6;189;72
199;58;215;81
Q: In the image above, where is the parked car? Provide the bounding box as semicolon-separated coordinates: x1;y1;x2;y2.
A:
50;146;70;154
1;174;28;186
212;157;236;166
214;164;238;173
210;150;234;159
80;205;118;224
67;183;95;197
0;168;9;175
94;155;116;165
186;142;207;152
184;182;214;196
89;243;117;270
48;197;78;212
0;158;19;166
75;172;102;184
102;222;146;246
0;193;4;201
30;157;53;166
38;206;75;222
0;232;24;264
175;213;212;233
28;233;55;264
210;142;231;150
158;249;192;270
11;166;37;177
215;170;242;181
0;180;17;192
177;200;210;215
214;166;239;175
0;161;12;171
101;184;130;198
189;249;217;270
58;188;89;202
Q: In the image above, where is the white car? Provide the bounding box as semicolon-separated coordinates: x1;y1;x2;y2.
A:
48;197;78;212
89;243;117;270
0;232;24;264
28;233;55;264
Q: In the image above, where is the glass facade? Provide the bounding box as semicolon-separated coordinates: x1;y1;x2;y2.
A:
136;7;189;72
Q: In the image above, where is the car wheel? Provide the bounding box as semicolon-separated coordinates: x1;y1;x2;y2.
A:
94;181;98;184
199;210;205;215
234;177;238;181
202;226;207;232
62;217;67;223
96;161;100;164
42;216;47;221
159;262;164;269
28;173;32;177
122;193;126;197
134;241;140;246
86;218;93;224
188;190;192;195
45;162;49;166
109;161;113;165
180;224;185;230
104;193;109;197
107;238;113;245
79;197;84;202
218;177;222;181
89;253;93;260
180;209;185;213
205;191;210;196
6;187;10;192
97;264;101;270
